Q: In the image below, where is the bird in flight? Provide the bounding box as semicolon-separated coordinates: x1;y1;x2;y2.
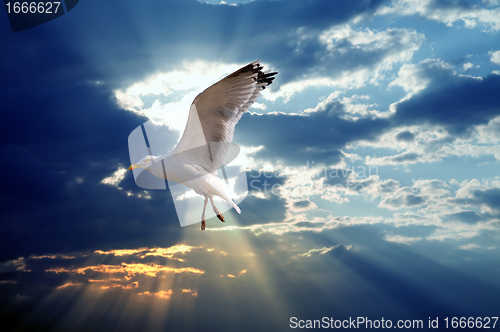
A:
129;61;277;230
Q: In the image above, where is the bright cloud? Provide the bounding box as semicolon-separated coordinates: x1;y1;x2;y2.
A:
115;61;241;131
298;244;352;257
490;50;500;65
266;25;424;102
100;167;127;187
463;62;474;71
378;0;500;32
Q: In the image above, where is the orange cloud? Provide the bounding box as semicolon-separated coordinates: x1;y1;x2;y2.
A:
94;248;148;256
143;245;199;258
181;289;198;297
47;263;204;277
100;281;138;290
94;244;200;260
138;290;173;299
220;270;247;278
56;282;82;289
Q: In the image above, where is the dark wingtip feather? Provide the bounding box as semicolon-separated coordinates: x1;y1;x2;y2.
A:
255;64;277;89
224;61;277;89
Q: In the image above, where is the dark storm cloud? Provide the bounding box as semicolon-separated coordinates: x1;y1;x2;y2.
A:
5;0;385;90
0;145;64;206
293;200;311;208
395;130;415;141
405;194;426;206
294;221;326;228
241;58;500;167
380;188;427;209
443;211;486;224
372;179;400;196
236;101;391;165
473;188;500;210
0;81;182;261
0;0;389;95
391;152;421;163
392;63;500;135
451;188;500;213
235;194;288;226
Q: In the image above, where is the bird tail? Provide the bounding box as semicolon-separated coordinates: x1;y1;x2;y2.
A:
205;175;241;214
231;201;241;214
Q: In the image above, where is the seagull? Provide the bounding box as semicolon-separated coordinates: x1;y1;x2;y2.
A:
129;61;277;230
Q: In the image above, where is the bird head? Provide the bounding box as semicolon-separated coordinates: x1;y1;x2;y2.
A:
129;155;159;171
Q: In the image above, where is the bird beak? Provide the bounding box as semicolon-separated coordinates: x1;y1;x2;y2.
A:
129;164;136;170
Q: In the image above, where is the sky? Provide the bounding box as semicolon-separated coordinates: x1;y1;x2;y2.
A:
1;0;500;331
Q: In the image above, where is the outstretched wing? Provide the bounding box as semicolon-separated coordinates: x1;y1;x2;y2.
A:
173;60;277;172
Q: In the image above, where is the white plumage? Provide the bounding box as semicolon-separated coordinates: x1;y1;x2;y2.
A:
129;61;277;230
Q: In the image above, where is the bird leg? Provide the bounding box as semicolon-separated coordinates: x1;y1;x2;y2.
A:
209;195;225;222
201;196;208;231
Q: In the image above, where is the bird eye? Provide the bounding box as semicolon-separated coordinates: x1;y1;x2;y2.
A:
146;159;150;162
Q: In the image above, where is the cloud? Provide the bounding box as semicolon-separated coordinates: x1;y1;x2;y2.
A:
266;25;424;102
443;211;486;224
362;121;500;166
388;62;433;95
236;99;391;165
367;152;422;165
395;130;415;141
378;0;500;32
384;234;422;244
463;62;474;71
95;244;199;261
100;167;128;187
0;244;207;302
0;257;30;273
138;290;174;299
491;50;500;65
472;188;500;211
114;61;242;131
211;215;384;235
291;200;319;212
214;176;499;244
458;243;480;250
114;24;424;115
391;60;500;135
297;244;352;257
379;187;427;210
241;57;500;170
293;200;312;208
47;263;205;277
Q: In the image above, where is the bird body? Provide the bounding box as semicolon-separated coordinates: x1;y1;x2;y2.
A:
130;60;277;229
141;152;240;213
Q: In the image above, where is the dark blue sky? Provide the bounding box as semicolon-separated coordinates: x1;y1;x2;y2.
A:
1;1;500;331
